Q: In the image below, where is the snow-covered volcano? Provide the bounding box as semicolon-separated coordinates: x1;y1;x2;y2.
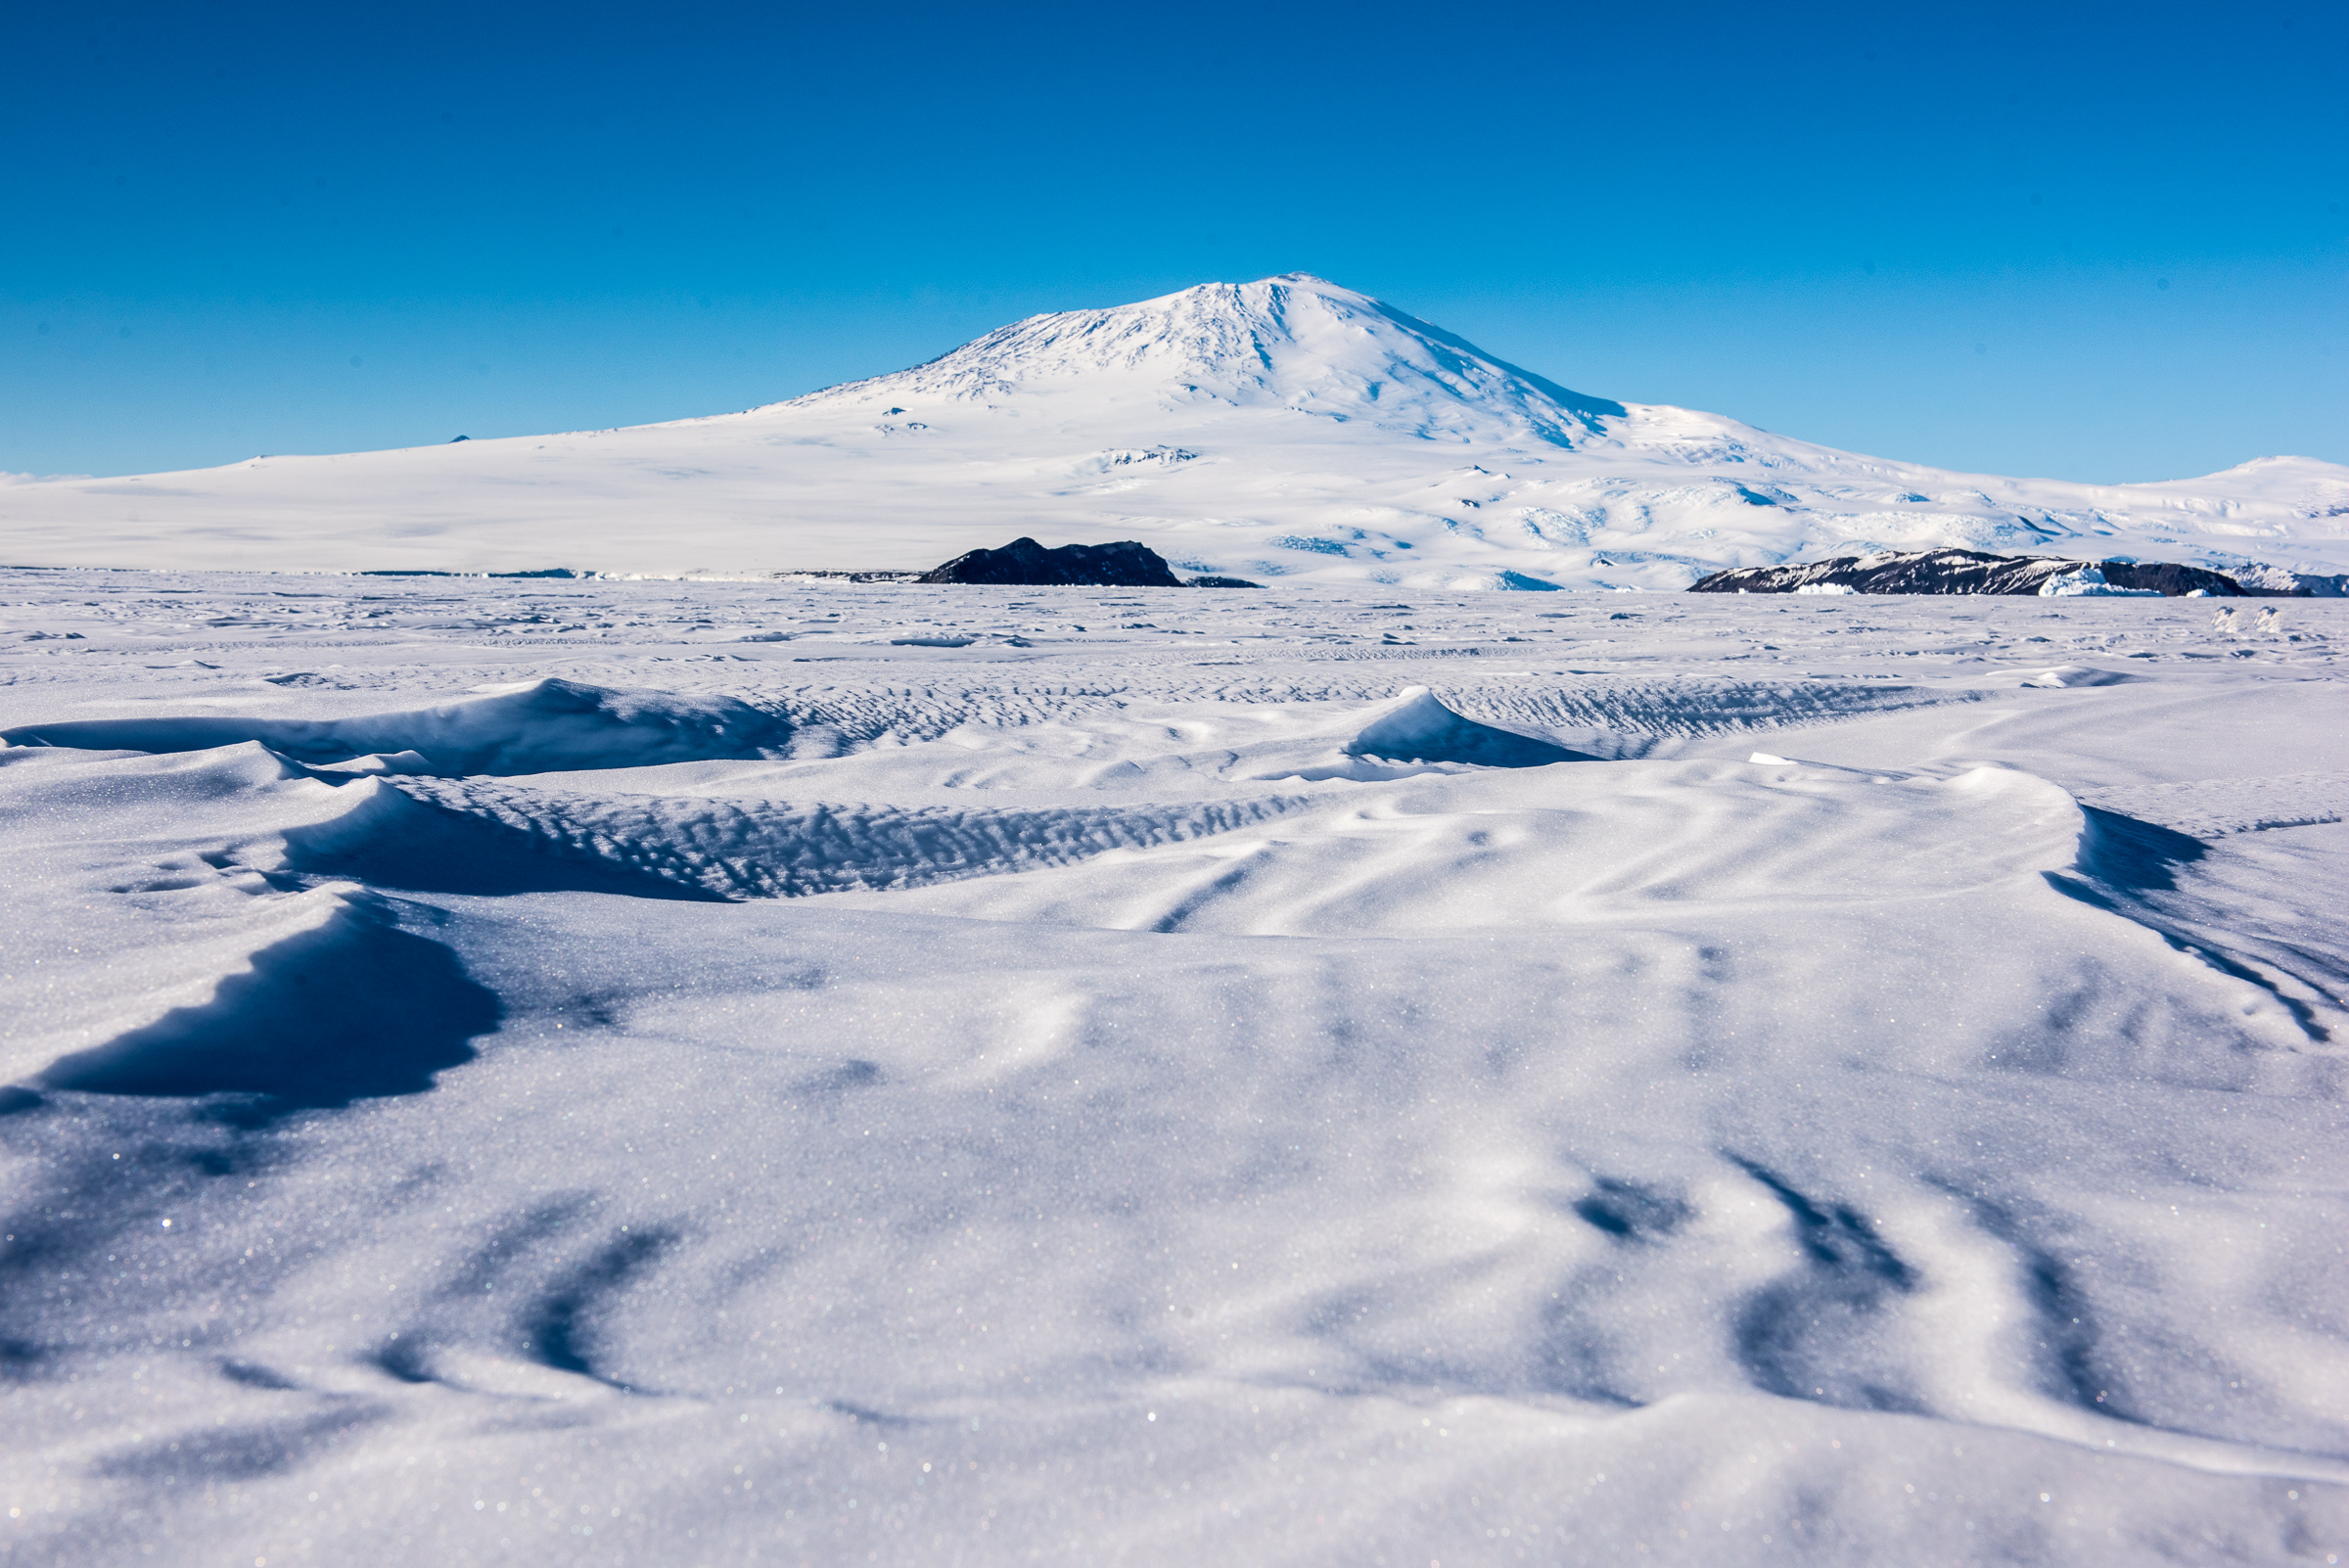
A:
796;274;1630;449
5;273;2345;587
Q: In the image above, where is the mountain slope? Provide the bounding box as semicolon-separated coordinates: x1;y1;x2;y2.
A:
3;274;2344;588
796;275;1631;447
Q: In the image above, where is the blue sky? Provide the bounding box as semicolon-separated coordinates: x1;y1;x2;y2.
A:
4;0;2342;483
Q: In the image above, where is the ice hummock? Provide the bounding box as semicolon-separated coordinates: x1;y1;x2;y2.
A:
2039;565;2164;597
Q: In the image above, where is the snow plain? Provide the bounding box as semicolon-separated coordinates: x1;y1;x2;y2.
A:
4;275;2346;589
3;567;2346;1566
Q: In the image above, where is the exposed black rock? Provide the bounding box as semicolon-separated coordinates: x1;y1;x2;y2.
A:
1688;548;2268;597
1185;575;1263;588
918;537;1185;587
2099;559;2273;596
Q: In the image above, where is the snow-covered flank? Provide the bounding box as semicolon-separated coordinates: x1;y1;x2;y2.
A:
1;276;2344;589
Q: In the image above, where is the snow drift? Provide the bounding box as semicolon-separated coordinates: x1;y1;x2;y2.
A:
0;677;793;776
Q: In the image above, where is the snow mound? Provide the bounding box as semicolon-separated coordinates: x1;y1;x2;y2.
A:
0;678;793;776
2012;665;2144;688
1342;687;1587;767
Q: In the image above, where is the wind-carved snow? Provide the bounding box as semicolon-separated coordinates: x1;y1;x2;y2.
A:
5;273;2341;587
307;775;1319;900
1338;686;1589;768
2078;770;2349;837
3;570;2348;1568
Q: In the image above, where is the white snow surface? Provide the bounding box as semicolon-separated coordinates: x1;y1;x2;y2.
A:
3;275;2346;588
4;569;2348;1566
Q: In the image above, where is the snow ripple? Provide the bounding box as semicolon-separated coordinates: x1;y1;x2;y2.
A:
341;778;1319;900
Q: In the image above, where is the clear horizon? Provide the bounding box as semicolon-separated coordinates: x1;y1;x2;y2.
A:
5;0;2342;484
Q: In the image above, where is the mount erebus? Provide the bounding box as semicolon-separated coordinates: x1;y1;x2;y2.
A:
5;274;2344;589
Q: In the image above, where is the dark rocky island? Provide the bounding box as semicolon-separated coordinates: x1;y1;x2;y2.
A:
918;537;1255;587
1687;548;2284;597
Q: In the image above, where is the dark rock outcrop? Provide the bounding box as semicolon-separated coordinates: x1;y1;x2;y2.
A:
919;537;1185;587
1688;548;2266;597
1185;575;1263;588
2095;559;2266;596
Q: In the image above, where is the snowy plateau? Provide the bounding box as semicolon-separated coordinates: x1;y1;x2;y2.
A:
2;276;2348;1568
0;274;2345;588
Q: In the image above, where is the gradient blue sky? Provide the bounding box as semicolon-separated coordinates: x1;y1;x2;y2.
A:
4;0;2342;483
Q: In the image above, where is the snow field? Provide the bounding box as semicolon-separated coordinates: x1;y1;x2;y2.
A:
1;570;2346;1566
